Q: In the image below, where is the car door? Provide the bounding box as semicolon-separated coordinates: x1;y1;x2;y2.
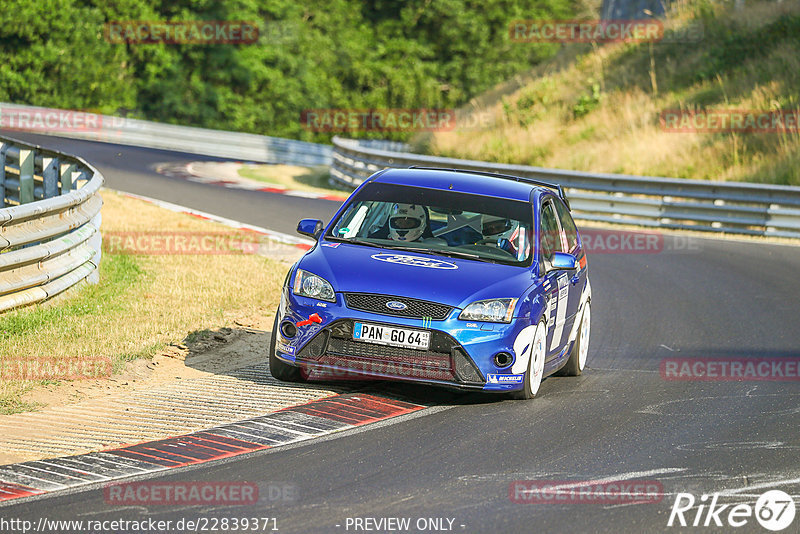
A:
538;198;571;359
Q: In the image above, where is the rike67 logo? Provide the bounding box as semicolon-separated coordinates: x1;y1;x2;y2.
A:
668;490;796;531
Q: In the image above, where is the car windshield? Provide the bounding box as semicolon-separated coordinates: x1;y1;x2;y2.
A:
327;182;533;266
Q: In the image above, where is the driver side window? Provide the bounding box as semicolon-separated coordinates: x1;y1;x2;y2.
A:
553;198;579;253
540;201;563;264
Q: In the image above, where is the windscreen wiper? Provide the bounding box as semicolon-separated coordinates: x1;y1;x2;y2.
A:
379;244;435;254
435;249;484;260
382;244;486;262
338;238;392;249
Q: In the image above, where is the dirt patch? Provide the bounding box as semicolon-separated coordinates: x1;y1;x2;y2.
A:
18;313;273;420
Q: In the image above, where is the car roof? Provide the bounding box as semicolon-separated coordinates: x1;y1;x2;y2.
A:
370;168;553;203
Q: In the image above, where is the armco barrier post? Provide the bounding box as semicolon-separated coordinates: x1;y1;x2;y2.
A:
18;148;34;204
60;162;75;194
41;155;59;199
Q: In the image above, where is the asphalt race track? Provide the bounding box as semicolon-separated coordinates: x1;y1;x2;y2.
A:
3;132;800;533
1;131;342;236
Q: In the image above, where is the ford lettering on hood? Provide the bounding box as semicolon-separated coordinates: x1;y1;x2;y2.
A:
370;253;458;270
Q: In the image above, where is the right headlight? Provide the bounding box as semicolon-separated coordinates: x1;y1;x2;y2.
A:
459;298;518;323
292;269;335;302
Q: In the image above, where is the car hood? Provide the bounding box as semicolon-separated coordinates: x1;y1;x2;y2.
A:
296;242;534;309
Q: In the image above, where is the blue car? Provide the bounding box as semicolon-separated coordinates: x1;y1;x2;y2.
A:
270;167;591;399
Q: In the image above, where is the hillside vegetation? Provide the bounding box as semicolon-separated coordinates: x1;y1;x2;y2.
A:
422;0;800;185
0;0;580;142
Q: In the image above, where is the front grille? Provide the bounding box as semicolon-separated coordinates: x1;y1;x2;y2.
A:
295;320;484;385
327;338;451;370
318;355;454;382
343;293;452;320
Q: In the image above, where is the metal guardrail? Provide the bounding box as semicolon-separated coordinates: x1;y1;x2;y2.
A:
0;135;103;312
331;136;800;239
0;102;332;167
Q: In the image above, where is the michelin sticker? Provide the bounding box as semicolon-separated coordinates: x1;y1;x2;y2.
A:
487;374;524;384
276;341;295;355
371;253;458;270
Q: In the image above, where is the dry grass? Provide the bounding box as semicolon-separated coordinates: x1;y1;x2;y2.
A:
0;190;290;413
423;0;800;185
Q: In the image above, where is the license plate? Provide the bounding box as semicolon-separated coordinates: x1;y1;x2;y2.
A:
353;322;430;350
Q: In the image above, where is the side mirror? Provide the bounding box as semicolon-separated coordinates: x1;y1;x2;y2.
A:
550;252;578;271
297;219;324;239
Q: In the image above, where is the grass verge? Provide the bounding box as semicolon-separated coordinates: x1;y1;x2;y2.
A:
237;164;344;194
0;189;290;414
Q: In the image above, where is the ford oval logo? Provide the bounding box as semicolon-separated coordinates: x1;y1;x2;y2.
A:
370;253;458;270
386;301;408;311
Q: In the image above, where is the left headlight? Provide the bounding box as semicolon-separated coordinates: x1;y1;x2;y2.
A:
459;298;518;323
293;269;336;302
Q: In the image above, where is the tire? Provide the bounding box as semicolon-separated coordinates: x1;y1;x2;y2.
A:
512;321;547;400
557;300;591;377
269;311;305;382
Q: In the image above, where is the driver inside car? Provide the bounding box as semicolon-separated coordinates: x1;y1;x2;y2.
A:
388;203;428;241
479;215;518;255
369;203;438;242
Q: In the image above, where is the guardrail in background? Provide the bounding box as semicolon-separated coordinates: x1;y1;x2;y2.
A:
331;137;800;239
0;135;103;313
4;102;798;239
0;102;332;167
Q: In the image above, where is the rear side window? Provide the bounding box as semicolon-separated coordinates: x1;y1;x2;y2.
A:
539;201;562;262
553;199;579;253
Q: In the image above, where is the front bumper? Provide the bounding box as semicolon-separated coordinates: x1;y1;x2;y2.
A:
276;290;531;392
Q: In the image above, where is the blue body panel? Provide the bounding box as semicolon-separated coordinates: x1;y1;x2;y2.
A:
275;168;590;393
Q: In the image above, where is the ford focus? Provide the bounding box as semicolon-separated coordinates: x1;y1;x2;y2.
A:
269;167;591;399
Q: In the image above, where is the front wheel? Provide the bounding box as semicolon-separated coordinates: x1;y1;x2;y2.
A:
512;321;546;400
269;311;305;382
557;300;591;377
